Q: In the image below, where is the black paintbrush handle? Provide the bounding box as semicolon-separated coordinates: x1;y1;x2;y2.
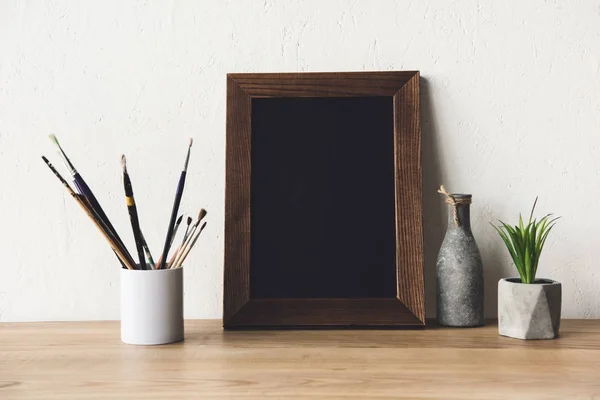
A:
42;156;129;269
73;173;133;265
158;172;186;269
77;195;136;269
124;173;147;270
140;233;155;266
126;201;147;270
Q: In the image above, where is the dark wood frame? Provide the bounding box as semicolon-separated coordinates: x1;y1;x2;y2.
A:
224;71;424;328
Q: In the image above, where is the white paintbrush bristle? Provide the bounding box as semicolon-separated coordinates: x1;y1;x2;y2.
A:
48;134;77;175
48;134;59;146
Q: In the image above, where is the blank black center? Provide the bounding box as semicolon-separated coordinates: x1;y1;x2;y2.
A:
250;96;396;299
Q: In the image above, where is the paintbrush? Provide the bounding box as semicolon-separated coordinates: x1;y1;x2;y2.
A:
140;232;155;268
154;214;183;269
182;216;192;245
157;138;193;269
121;155;147;270
170;208;207;268
76;195;137;270
170;215;184;248
173;221;207;269
42;156;136;270
48;135;133;264
168;216;194;267
42;155;76;194
179;210;206;248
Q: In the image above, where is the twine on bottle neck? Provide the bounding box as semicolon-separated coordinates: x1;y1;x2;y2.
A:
438;185;471;227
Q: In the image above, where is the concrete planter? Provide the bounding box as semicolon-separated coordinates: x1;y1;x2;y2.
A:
498;278;561;340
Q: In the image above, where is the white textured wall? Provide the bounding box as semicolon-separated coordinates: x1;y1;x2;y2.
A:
1;0;599;321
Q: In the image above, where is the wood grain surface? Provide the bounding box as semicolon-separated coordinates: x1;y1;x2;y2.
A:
225;299;424;328
228;71;418;98
393;73;424;322
224;76;252;323
224;71;424;327
1;320;599;399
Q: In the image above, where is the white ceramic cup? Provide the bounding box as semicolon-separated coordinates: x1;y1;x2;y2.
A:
120;267;183;345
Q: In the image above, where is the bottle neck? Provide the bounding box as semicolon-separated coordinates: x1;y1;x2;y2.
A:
447;203;471;231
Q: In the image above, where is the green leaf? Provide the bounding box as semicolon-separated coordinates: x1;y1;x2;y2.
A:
537;223;556;254
505;223;524;256
528;197;538;224
492;200;558;284
503;222;526;280
528;221;538;281
533;223;556;279
535;217;560;255
494;225;517;259
524;245;532;283
536;215;551;244
519;214;525;238
492;222;525;280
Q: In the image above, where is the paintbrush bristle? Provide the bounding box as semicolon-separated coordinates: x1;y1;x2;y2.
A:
48;134;60;146
187;216;192;225
176;214;183;225
48;134;76;174
198;208;207;221
121;154;127;173
42;155;74;192
183;138;193;171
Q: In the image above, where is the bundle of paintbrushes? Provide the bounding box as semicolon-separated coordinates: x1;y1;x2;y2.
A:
42;136;207;270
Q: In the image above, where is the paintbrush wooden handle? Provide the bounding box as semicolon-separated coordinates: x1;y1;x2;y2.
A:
172;235;196;269
73;194;136;270
170;224;197;269
154;220;184;269
167;245;182;268
167;226;191;267
173;222;206;269
47;138;134;268
42;156;135;270
73;176;121;242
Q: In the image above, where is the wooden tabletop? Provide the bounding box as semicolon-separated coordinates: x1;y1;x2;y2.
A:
1;320;599;399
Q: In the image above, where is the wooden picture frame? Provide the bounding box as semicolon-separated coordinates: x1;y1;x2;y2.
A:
224;71;424;328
